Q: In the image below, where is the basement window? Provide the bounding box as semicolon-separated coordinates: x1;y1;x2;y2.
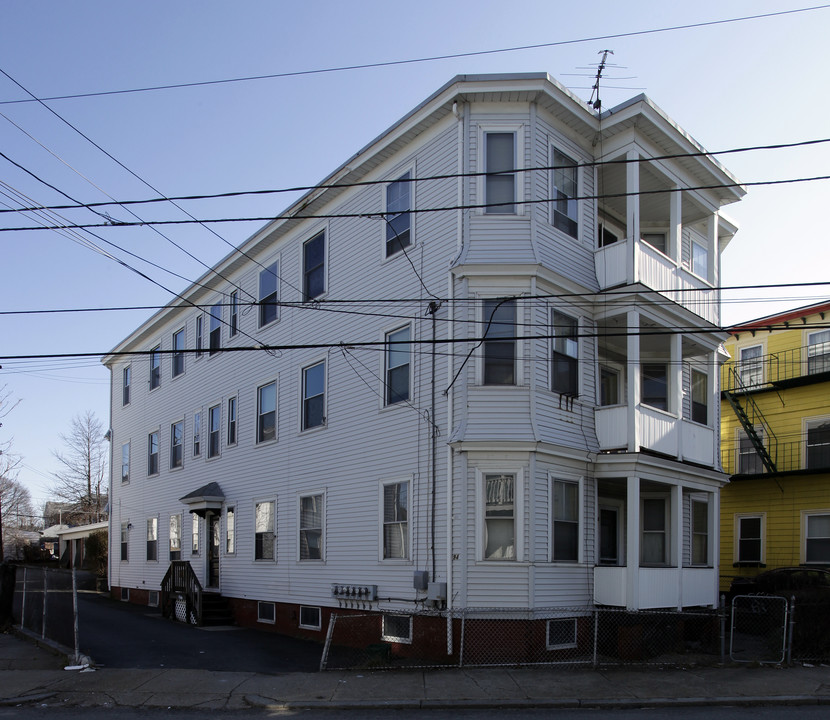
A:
546;617;578;650
299;606;321;630
257;602;275;624
381;614;412;643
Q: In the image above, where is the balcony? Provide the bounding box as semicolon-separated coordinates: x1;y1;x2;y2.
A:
722;431;830;476
722;342;830;392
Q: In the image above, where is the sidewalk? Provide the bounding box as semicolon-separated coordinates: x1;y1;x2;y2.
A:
2;629;830;710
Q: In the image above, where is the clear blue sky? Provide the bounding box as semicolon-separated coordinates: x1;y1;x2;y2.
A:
2;1;829;510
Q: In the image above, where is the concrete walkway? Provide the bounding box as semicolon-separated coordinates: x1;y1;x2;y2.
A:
2;629;830;711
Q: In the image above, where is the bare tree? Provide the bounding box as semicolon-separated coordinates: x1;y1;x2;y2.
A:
1;385;23;561
50;411;108;524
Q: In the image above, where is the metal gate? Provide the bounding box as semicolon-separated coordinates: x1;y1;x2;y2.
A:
729;594;789;664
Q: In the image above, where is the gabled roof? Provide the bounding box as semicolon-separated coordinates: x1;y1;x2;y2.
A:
728;299;830;333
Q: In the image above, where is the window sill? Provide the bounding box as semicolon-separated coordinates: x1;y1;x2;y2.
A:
733;562;766;568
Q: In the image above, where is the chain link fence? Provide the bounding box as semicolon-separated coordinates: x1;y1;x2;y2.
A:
729;594;789;664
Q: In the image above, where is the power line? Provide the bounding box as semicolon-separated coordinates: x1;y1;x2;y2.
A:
0;6;826;105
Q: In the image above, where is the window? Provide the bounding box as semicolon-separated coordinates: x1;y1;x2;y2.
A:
147;431;159;475
170;421;183;469
169;514;181;561
552;148;578;238
382;614;412;643
807;330;830;375
196;315;203;357
303;231;325;301
738;345;763;387
227;397;237;446
258;602;276;623
600;366;620;406
191;514;199;555
300;494;323;560
226;506;235;554
259;261;278;327
691;369;708;425
692;240;708;279
552;479;579;563
807;420;830;469
642;364;668;411
386;172;412;256
121;443;130;483
552;311;578;395
804;512;830;564
150;346;161;390
209;303;221;355
385;326;410;405
257;381;277;443
146;517;158;561
484;132;515;213
255;501;275;560
691;499;708;566
482;299;516;385
193;411;201;457
736;514;764;564
208;404;220;458
302;361;325;430
641;497;667;565
120;522;128;561
121;588;130;602
122;366;131;405
299;606;321;630
546;618;578;650
172;328;185;377
642;232;667;254
229;290;238;337
383;481;409;559
148;591;159;607
738;430;763;474
484;473;515;560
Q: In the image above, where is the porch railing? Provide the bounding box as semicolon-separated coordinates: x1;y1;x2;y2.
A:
160;560;203;625
722;342;830;392
722;435;830;475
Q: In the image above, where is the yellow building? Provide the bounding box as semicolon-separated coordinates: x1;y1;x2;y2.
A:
720;300;830;592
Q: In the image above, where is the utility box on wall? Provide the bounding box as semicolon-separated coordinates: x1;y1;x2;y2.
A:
427;582;446;601
413;571;429;591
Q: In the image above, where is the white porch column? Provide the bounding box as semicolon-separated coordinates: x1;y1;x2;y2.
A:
626;309;640;453
626;476;641;611
672;331;683;459
710;348;720;468
669;185;682;262
671;484;683;610
626;150;640;284
710;489;721;607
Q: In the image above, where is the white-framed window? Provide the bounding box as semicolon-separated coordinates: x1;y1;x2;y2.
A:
121;587;130;602
257;380;277;443
692;240;708;279
259;260;279;327
120;522;128;561
552;478;581;563
146;517;158;562
385;326;410;405
150;345;161;390
691;498;709;566
480;470;522;561
226;506;235;554
382;480;409;560
546;617;578;650
208;404;221;458
191;514;199;555
258;601;276;624
303;231;326;301
738;428;764;474
807;329;830;375
122;365;131;406
227;396;237;446
169;514;182;561
802;511;830;564
299;606;321;630
172;327;185;377
483;130;518;214
385;171;412;257
254;500;275;560
225;290;237;337
299;493;324;561
641;496;668;566
552;310;578;396
551;147;579;238
209;302;222;355
195;314;203;357
193;411;202;457
599;365;620;406
691;369;708;425
735;513;765;564
641;363;668;411
148;590;159;608
381;614;412;643
147;430;159;476
642;231;667;254
170;420;183;469
738;344;763;387
806;418;830;470
121;442;130;483
482;299;517;385
302;361;326;430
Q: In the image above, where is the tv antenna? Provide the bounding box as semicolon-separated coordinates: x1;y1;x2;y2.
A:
589;49;614;112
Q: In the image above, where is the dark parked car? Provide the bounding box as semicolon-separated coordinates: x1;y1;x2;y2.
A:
730;567;830;597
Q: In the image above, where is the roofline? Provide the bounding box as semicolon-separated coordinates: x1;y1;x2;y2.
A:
727;299;830;332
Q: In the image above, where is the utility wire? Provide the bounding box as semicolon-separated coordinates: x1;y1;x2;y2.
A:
0;5;826;105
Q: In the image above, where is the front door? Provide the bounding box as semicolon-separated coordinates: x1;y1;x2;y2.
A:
208;513;220;588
